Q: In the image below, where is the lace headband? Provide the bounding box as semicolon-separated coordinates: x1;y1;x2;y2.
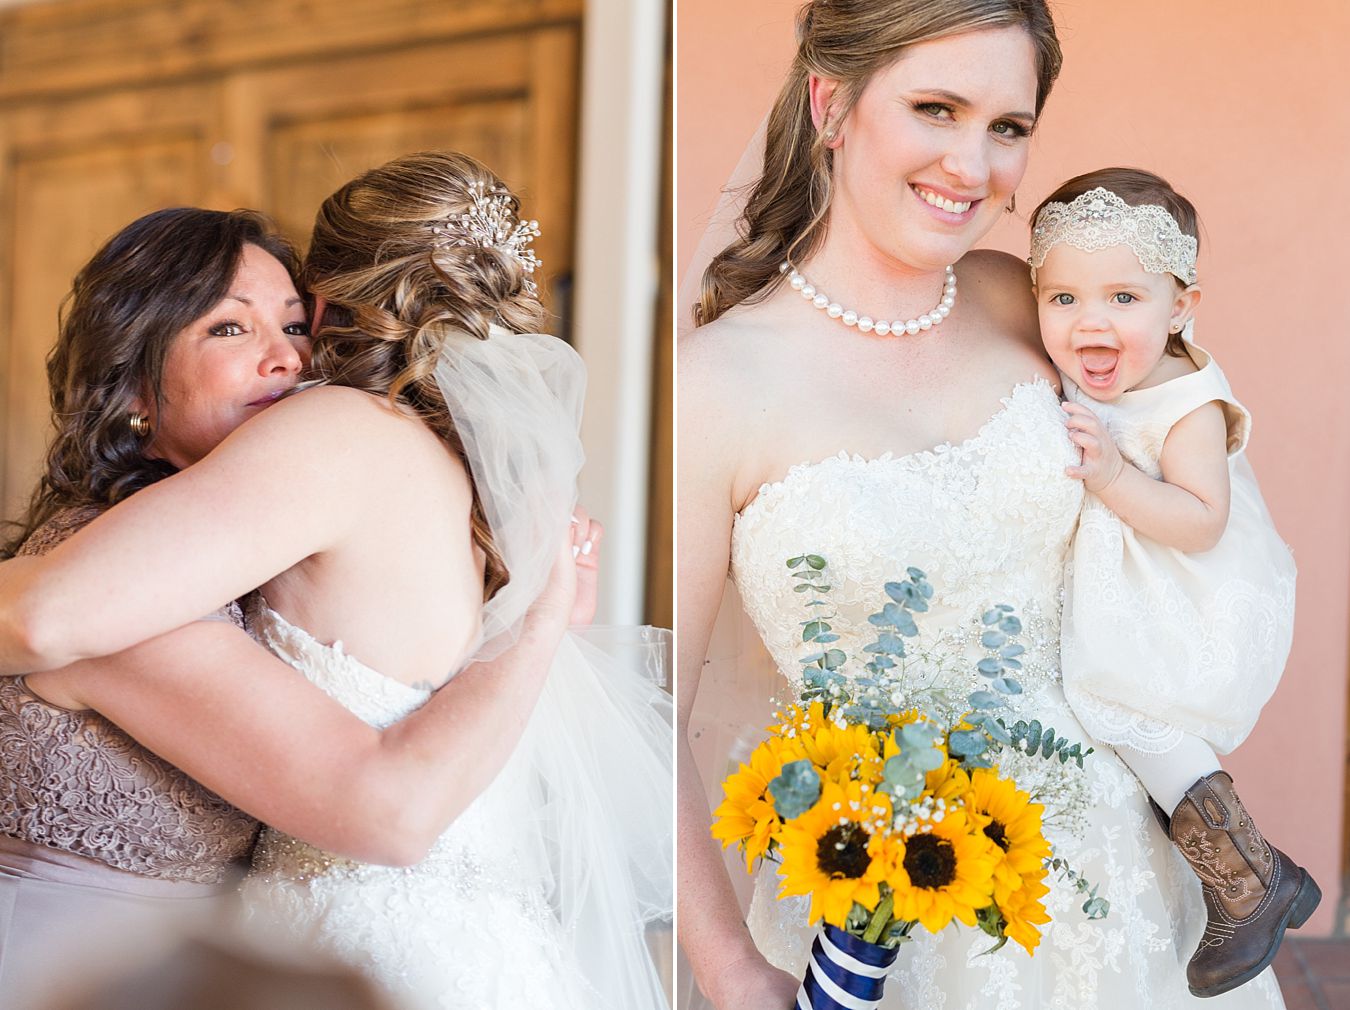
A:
1028;187;1197;285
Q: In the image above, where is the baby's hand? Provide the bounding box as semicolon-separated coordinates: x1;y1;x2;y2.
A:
1063;401;1124;494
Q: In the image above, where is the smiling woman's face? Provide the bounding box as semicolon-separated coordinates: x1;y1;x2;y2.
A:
828;26;1039;272
141;243;311;468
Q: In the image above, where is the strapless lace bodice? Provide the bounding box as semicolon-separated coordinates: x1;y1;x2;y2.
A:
731;379;1082;703
241;600;589;1010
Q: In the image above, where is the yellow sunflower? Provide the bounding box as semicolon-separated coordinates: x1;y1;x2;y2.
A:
967;768;1051;904
799;718;884;787
1000;868;1052;955
777;779;894;928
886;807;998;934
777;701;884;786
711;735;801;872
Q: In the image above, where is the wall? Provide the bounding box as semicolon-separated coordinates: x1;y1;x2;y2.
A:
677;0;1350;933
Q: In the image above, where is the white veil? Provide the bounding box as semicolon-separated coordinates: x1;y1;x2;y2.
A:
434;326;674;1009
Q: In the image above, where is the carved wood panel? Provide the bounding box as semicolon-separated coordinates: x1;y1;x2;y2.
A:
0;0;581;525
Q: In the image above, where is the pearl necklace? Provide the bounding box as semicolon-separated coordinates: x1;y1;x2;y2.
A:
780;261;956;336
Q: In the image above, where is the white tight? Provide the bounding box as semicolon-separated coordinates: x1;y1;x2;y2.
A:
1117;733;1222;815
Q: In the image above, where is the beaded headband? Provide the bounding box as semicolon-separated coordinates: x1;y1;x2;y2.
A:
1028;187;1197;286
432;179;542;294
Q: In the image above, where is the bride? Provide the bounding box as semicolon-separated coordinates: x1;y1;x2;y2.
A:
678;3;1283;1008
0;152;671;1009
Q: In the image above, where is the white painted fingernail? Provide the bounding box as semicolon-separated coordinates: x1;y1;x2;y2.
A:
581;540;593;555
572;545;580;558
570;514;580;525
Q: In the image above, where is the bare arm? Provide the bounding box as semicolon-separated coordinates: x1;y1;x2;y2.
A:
26;557;574;868
676;334;798;1010
1065;399;1231;553
0;388;377;674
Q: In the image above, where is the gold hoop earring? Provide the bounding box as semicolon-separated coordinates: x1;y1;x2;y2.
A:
128;412;150;437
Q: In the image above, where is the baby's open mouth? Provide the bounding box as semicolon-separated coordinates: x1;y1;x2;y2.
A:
1078;348;1119;390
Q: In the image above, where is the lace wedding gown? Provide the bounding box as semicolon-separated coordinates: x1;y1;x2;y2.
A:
728;379;1284;1009
239;600;593;1010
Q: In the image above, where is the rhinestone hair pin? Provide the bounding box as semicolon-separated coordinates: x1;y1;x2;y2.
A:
432;179;542;293
1028;186;1197;285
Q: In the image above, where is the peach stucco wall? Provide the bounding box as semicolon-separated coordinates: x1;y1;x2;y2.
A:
678;0;1350;933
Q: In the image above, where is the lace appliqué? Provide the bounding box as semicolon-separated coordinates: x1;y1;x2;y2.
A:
0;507;257;883
241;602;594;1010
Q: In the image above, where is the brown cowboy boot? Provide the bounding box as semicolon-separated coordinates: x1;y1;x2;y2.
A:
1166;771;1321;998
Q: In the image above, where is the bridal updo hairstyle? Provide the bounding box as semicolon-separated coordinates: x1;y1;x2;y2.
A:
2;209;299;558
1032;167;1201;358
302;151;546;598
695;0;1063;326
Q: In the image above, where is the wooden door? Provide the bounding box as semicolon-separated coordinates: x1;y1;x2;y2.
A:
0;0;581;524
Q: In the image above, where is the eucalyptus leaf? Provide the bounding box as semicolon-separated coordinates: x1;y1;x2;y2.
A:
822;649;847;670
999;615;1023;635
981;717;1013;745
767;760;822;819
968;690;1001;709
948;728;990;757
981;609;1001;626
981;630;1007;649
805;555;827;570
1083;896;1110;919
893;611;919;637
911;745;945;772
977;658;1002;676
899;722;941;749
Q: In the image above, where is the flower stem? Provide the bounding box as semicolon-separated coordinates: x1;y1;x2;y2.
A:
862;894;894;945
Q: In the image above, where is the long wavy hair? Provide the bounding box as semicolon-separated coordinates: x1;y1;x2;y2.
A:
695;0;1062;326
302;151;548;598
2;209;299;558
1032;167;1201;359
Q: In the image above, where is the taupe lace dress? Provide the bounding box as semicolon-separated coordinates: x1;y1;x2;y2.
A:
0;507;260;1008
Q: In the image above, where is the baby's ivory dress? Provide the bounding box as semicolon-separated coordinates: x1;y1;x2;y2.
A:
1060;343;1295;756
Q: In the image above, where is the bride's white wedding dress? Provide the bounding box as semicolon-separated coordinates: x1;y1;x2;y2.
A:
240;601;594;1009
727;378;1284;1009
240;596;673;1010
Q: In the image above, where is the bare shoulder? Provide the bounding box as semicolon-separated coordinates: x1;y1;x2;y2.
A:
680;308;781;417
226;384;409;452
961;248;1034;289
205;384;452;502
951;249;1053;389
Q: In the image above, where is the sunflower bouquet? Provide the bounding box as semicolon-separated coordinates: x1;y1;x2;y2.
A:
712;557;1106;1002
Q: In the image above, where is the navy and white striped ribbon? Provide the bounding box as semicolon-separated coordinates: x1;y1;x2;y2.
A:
795;924;898;1010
